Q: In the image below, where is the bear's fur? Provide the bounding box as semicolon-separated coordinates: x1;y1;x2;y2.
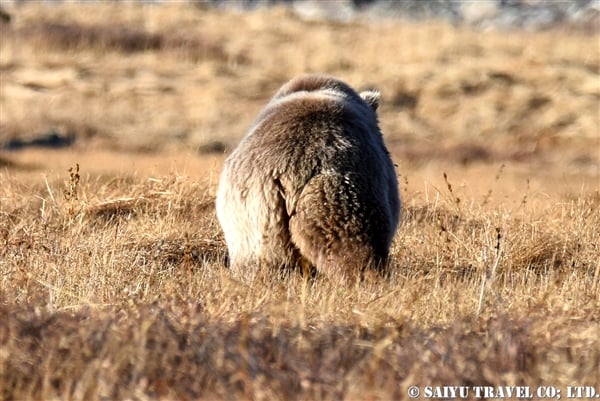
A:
216;74;400;281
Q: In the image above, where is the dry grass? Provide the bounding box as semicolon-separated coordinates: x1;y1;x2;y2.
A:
1;3;599;400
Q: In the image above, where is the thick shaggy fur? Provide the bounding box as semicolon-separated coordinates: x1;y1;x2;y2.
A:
216;75;400;281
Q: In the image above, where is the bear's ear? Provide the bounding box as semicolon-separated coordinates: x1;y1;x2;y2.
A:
360;90;380;112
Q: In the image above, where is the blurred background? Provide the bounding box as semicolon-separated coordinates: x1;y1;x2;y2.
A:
0;0;598;180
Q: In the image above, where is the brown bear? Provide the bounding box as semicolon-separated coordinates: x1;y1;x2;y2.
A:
216;74;400;282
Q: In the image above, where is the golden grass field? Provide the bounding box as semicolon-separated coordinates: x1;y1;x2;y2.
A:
1;3;599;400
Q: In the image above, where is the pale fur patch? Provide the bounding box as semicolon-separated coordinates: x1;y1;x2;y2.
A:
359;90;381;111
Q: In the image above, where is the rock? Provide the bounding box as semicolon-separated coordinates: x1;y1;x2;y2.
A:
3;130;75;150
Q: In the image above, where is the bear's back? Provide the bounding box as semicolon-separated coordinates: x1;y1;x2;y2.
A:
228;87;383;185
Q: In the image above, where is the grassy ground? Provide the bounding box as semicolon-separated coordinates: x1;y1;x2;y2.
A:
1;3;599;400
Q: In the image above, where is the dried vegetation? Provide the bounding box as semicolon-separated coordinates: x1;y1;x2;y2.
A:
0;3;599;400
